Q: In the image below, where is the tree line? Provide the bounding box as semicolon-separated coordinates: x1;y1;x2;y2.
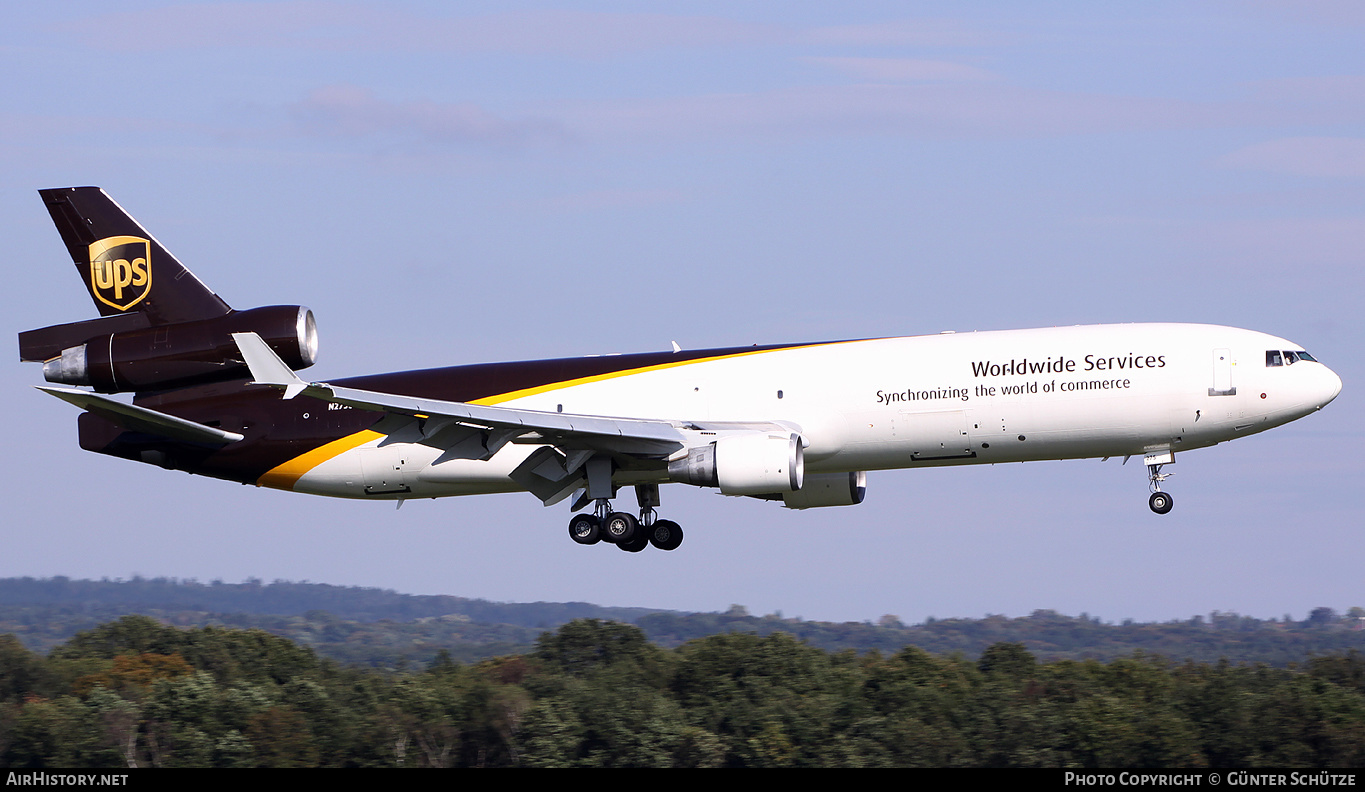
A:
2;615;1364;767
3;577;1361;669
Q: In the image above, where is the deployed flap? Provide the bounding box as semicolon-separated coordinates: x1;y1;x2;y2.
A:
232;332;685;457
38;386;244;445
509;446;587;506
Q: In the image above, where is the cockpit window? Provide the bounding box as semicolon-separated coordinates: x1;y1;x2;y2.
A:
1268;350;1319;367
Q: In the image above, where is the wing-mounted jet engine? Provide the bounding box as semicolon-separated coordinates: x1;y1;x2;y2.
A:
20;187;1343;556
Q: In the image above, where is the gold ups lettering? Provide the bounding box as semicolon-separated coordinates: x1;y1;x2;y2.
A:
89;236;151;311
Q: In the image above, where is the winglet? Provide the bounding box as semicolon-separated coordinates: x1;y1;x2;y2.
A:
232;332;308;399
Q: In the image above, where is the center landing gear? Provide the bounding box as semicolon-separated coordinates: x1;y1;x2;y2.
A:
603;509;640;544
647;519;684;551
568;512;601;545
566;483;684;552
1145;451;1174;514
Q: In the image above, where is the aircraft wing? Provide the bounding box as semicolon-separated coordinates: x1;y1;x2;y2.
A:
231;332;687;460
37;386;245;445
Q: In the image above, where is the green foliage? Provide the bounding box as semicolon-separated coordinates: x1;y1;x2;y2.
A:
4;614;1365;767
978;642;1038;679
5;578;1363;671
0;635;49;703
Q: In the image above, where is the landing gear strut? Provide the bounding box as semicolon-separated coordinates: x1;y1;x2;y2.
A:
1145;452;1174;515
567;481;684;552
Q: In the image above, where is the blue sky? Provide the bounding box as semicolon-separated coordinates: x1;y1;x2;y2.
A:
3;2;1362;625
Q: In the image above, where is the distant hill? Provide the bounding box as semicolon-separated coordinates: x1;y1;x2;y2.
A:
0;576;665;664
1;576;1360;668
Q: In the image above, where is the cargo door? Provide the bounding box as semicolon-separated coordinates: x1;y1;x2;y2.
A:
898;409;974;460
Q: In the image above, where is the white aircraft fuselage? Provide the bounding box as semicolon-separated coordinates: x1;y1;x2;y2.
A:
24;187;1342;551
285;322;1340;502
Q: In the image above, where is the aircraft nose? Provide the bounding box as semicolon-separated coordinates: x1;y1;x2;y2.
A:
1321;366;1343;407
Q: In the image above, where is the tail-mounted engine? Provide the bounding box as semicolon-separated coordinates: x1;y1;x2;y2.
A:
23;305;318;394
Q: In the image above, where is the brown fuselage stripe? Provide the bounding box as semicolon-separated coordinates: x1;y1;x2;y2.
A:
123;338;879;489
251;340;854;490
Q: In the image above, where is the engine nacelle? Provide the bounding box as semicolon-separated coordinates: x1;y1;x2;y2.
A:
41;305;318;393
668;432;804;495
780;471;866;509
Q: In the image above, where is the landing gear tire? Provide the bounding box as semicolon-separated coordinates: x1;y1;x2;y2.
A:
568;514;601;545
1149;491;1173;515
617;534;649;553
602;512;639;544
648;519;684;551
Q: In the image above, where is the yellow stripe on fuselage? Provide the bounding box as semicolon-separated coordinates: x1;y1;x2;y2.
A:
255;340;865;489
466;344;833;406
257;429;383;490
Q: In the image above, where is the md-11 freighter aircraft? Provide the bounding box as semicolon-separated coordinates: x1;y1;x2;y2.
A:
22;187;1343;553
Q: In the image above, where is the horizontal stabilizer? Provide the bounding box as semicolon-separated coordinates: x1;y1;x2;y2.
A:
38;386;244;445
19;313;151;362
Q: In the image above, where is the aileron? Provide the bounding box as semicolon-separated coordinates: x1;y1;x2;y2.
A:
22;188;1344;555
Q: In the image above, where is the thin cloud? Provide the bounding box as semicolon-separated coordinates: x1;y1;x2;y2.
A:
59;4;1004;57
801;18;1010;47
807;57;1000;83
539;188;684;212
1194;215;1365;272
1221;137;1365;179
291;85;567;147
60;2;775;56
566;82;1235;142
1249;0;1365;28
1242;76;1365;126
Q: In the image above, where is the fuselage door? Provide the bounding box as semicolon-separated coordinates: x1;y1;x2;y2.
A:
1209;348;1236;396
899;409;974;460
361;445;412;495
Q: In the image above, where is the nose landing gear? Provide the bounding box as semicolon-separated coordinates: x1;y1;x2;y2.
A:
1145;451;1174;514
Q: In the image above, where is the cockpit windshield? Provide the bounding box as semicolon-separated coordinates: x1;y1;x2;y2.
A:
1267;350;1318;366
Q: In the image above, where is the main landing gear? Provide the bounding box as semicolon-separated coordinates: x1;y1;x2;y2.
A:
1145;452;1174;515
566;483;684;552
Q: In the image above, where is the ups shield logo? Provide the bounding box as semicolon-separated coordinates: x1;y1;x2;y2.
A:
89;236;151;311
